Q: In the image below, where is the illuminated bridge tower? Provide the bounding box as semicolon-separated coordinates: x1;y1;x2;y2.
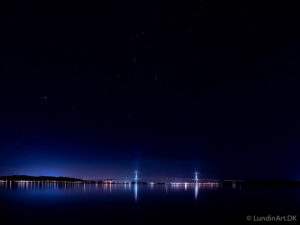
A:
194;172;199;183
134;170;138;183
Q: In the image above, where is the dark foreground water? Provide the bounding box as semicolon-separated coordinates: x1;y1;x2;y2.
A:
0;182;299;224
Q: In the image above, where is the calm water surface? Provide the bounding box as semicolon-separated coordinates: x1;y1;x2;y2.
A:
0;182;299;224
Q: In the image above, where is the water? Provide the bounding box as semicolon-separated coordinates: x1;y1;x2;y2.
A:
0;182;299;224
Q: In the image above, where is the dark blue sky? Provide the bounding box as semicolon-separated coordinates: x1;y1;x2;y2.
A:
0;0;300;180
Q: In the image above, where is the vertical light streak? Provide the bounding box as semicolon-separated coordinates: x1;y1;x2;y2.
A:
134;182;138;203
194;182;198;200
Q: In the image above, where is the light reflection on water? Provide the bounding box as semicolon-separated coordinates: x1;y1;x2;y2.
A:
195;182;198;200
134;182;138;202
0;181;222;203
1;181;299;225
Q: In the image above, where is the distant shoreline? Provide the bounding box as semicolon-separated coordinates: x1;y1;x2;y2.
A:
1;175;300;186
0;175;83;182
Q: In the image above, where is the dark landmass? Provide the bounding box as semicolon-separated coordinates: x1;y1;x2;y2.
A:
0;175;83;182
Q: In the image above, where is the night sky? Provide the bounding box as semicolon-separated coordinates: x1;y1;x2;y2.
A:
1;0;300;180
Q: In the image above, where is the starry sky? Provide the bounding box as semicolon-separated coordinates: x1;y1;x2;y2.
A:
1;0;300;180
